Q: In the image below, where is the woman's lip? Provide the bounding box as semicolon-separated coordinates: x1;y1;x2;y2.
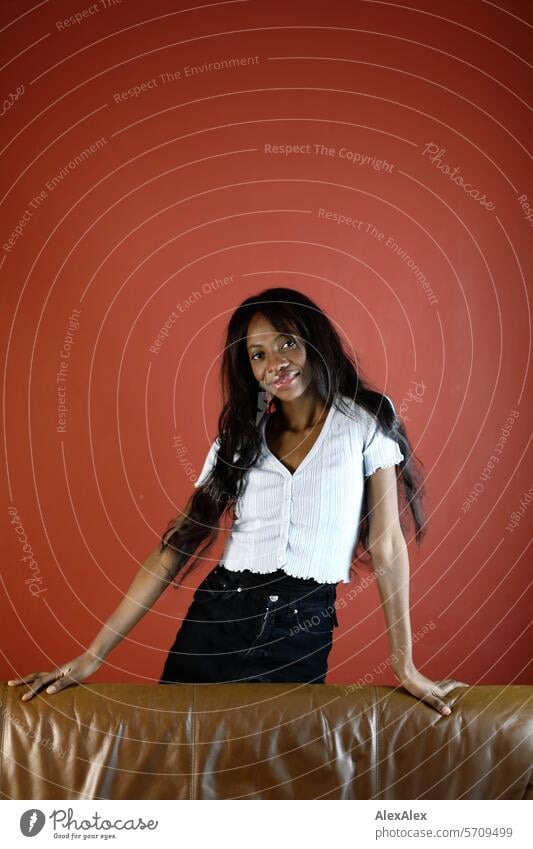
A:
271;371;300;388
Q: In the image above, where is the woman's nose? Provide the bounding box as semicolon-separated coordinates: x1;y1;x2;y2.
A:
265;354;288;374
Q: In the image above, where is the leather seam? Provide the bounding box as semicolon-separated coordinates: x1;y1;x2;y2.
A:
0;684;7;797
374;685;380;799
191;685;196;800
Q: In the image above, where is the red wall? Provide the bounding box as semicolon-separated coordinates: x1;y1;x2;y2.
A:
2;0;531;689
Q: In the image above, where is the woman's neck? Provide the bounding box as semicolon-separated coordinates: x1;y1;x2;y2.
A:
273;392;331;433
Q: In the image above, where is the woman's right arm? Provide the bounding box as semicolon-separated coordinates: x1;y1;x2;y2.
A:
8;540;181;701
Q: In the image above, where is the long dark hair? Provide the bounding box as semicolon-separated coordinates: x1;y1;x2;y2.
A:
159;287;426;587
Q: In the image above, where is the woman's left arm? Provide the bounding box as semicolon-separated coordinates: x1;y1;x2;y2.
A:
366;465;468;715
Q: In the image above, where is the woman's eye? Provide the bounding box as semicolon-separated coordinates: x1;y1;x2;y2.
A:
250;338;296;360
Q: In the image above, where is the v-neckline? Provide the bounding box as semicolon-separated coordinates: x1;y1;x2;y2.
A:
260;399;336;478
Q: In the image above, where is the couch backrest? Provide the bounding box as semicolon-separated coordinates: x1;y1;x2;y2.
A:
1;682;532;799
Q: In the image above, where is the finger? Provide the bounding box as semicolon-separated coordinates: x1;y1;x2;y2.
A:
8;672;43;687
21;680;45;701
45;667;73;695
432;678;455;690
427;694;451;715
47;676;74;694
438;679;469;696
21;670;62;701
429;685;447;699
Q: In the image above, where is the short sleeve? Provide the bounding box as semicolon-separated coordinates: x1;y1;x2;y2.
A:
362;396;404;478
194;437;220;488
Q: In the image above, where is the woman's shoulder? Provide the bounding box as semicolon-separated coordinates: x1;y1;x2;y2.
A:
333;395;371;448
338;392;396;419
336;392;397;445
336;393;371;426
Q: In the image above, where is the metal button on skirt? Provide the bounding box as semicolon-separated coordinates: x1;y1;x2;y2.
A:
159;563;339;684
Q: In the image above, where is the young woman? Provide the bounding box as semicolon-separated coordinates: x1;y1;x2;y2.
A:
9;287;466;714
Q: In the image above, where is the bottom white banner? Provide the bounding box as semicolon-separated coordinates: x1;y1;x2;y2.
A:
3;799;531;848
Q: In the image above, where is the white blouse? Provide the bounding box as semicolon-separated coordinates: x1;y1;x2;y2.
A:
193;394;404;584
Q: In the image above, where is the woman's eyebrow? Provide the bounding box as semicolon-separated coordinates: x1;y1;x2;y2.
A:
246;333;288;351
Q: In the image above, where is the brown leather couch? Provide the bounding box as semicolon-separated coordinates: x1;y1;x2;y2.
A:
1;681;532;799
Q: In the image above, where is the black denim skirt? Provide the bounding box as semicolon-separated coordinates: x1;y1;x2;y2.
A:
159;563;339;685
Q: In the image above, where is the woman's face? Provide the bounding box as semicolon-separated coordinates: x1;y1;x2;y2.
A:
246;313;312;400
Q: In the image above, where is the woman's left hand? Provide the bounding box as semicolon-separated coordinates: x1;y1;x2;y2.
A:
395;668;469;715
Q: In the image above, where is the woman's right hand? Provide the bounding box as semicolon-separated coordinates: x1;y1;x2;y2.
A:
7;652;102;701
